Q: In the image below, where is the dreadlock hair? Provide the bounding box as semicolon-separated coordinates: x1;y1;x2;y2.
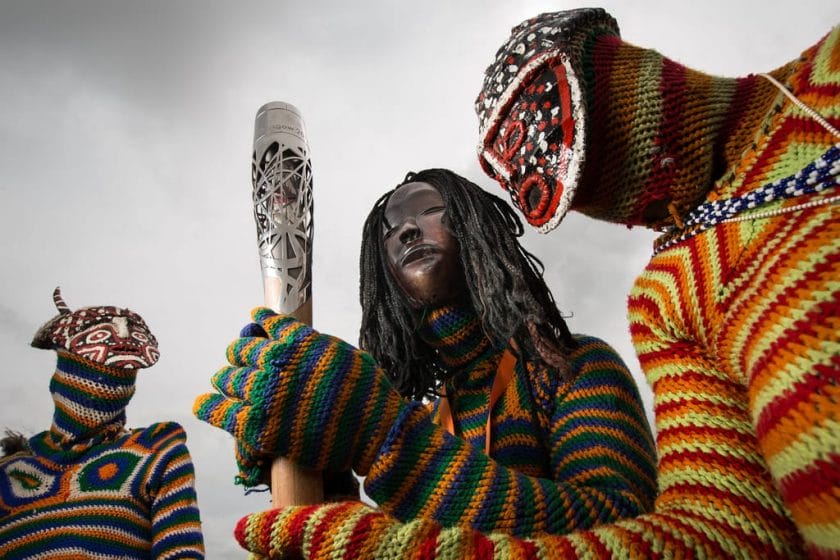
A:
359;168;577;401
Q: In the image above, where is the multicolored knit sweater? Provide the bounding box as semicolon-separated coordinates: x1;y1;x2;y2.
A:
0;352;205;559
234;304;657;556
472;10;836;559
230;15;838;560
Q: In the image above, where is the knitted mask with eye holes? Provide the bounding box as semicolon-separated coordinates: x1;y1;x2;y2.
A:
476;8;619;233
31;287;159;369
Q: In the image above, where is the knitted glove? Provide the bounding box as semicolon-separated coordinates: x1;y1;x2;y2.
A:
193;307;406;486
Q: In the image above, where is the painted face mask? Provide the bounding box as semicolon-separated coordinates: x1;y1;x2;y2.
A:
28;287;160;446
475;8;619;233
31;287;159;369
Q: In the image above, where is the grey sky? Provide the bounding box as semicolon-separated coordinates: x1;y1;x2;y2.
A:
1;1;837;557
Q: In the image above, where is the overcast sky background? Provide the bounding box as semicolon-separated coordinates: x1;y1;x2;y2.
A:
1;1;837;556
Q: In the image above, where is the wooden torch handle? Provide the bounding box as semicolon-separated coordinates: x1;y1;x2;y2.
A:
263;278;323;506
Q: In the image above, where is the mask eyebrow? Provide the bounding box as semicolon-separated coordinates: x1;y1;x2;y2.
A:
382;215;394;232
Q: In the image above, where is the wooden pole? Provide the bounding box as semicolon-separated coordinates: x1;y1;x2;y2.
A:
252;102;323;507
262;288;322;506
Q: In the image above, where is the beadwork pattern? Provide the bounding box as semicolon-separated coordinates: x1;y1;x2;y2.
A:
655;143;839;253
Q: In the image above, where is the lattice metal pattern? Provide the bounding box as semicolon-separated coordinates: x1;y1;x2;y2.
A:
252;103;314;313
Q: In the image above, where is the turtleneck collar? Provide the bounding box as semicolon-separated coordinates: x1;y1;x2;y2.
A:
416;303;502;373
572;34;784;228
39;351;136;456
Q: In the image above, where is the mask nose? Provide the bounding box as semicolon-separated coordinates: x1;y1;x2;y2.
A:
112;317;129;338
399;219;421;244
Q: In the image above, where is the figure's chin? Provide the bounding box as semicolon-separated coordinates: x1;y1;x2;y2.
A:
104;354;155;369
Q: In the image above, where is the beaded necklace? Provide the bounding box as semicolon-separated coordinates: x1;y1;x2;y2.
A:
654;74;840;254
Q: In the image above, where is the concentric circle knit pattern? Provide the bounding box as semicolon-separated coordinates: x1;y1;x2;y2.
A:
1;423;204;559
0;342;204;558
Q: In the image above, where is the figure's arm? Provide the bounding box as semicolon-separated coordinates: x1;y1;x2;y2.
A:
144;423;205;559
234;267;806;558
362;336;657;536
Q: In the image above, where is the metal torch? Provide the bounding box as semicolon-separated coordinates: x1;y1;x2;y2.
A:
252;101;323;506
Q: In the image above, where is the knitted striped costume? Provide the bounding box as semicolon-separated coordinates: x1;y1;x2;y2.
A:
495;9;838;558
1;296;203;558
231;12;839;560
234;304;657;555
0;353;205;558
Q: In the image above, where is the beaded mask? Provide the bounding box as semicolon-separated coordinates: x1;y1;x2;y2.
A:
475;8;619;233
31;287;159;370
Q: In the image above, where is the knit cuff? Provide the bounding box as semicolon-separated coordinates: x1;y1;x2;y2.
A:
363;401;499;526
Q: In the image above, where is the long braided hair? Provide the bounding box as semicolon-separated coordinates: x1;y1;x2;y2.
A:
360;168;577;400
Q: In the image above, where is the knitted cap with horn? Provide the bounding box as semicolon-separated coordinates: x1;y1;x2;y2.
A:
30;287;159;451
476;8;782;231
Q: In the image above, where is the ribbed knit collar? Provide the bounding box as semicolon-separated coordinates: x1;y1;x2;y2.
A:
571;34;784;228
31;351;135;461
416;303;503;380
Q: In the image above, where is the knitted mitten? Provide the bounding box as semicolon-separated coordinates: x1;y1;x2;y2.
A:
193;307;407;486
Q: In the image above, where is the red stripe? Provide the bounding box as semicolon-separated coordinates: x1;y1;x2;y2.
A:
754;300;840;437
659;448;771;482
645;509;733;558
579;529;613;557
473;530;496;559
345;511;377;559
417;524;441;559
287;505;321;554
779;452;840;502
309;502;354;557
662;482;795;533
666;506;778;557
757;358;840;439
655;396;747;420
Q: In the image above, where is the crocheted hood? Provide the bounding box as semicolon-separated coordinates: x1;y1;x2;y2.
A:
30;288;159;453
476;8;780;231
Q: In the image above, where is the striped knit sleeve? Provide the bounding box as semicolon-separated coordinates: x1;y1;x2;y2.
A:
142;422;205;559
361;336;656;536
541;335;658;524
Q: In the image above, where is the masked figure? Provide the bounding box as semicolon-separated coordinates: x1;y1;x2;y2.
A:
471;8;838;559
199;9;837;560
195;169;657;558
0;288;204;559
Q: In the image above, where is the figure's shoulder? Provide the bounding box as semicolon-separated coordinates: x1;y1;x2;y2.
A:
568;334;627;365
806;25;840;69
787;25;840;100
522;334;632;398
566;334;638;382
124;421;188;451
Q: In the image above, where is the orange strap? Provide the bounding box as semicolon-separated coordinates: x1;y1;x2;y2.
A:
436;349;517;456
